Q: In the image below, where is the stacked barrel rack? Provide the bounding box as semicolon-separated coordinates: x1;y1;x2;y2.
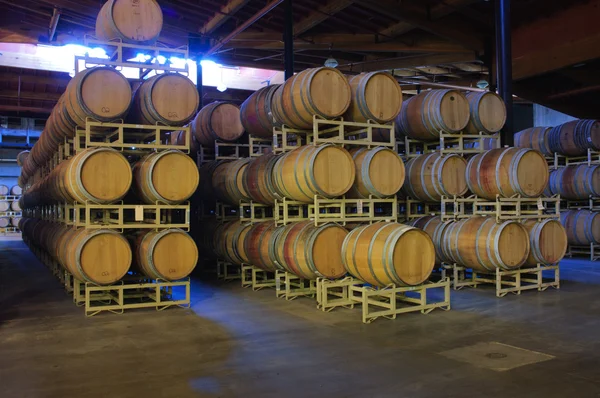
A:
0;183;22;234
396;90;563;297
17;1;200;316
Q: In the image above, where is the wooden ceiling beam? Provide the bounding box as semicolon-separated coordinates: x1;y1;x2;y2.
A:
199;0;252;35
338;52;479;73
0;73;70;87
0;91;61;102
294;0;356;36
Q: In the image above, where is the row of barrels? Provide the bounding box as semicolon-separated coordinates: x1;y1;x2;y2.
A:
20;148;198;209
0;184;21;196
515;120;600;157
20;218;198;285
0;216;20;228
0;200;21;212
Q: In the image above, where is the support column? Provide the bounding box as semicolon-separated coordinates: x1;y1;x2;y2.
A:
197;61;204;108
495;0;513;146
284;0;294;80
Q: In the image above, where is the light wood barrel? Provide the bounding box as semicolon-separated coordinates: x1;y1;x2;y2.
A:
244;221;278;271
0;185;8;196
0;217;9;228
522;219;567;266
0;201;9;212
464;91;506;134
407;216;451;264
96;0;163;44
10;201;20;212
548;120;600;156
242;153;282;205
466;148;549;200
347;147;404;199
132;229;198;280
274;221;347;280
442;217;530;271
212;159;252;205
10;217;21;227
223;222;253;265
272;144;355;203
401;153;468;201
192;101;245;146
560;210;600;245
345;72;403;123
342;222;435;287
395;90;470;141
16;151;29;167
271;67;351;130
130;73;199;126
10;185;22;196
514;127;553;156
132;150;199;204
546;165;600;200
239;84;280;138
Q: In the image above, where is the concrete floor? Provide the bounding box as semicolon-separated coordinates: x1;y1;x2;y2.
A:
1;238;600;398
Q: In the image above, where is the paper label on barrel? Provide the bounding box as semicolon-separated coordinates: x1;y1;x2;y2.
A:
276;277;281;291
537;198;545;211
135;205;144;221
357;200;363;214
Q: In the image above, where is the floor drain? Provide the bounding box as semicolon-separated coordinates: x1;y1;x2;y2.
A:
486;352;508;359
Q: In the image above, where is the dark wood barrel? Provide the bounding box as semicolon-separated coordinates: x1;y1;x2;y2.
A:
239;84;280;138
222;222;253;265
407;215;451;265
395;90;470;141
342;222;435;287
171;128;199;155
130;73;199;126
347;147;404;199
522;219;567;266
96;0;163;44
16;151;29;167
560;210;600;245
271;67;351;130
466;148;549;200
244;221;278;271
192;101;245;146
132;149;199;204
345;72;403;123
464;91;506;134
212;158;253;205
198;160;226;204
548;120;600;156
242;153;282;205
441;216;530;271
401;153;468;202
514;127;553;156
272;144;355;203
546;165;600;200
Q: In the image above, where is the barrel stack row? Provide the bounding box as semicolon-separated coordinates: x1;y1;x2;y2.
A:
0;184;22;230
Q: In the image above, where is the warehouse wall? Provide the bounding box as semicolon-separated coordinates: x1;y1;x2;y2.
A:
533;104;576;126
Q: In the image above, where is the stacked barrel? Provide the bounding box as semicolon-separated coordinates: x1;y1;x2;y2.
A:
515;120;600;258
0;183;22;231
18;0;200;287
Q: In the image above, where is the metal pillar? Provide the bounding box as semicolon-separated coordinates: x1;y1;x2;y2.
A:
495;0;513;146
197;62;203;108
284;0;294;80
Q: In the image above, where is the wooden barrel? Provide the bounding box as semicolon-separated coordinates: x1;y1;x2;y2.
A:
401;153;468;201
407;216;451;264
171;128;199;155
59;228;132;285
192;101;245;146
65;67;132;127
345;72;403;123
342;222;435;287
220;222;253;265
96;0;163;44
274;221;347;280
347;147;404;199
10;216;21;227
10;201;20;212
242;153;282;205
442;217;530;271
466;148;549;200
244;221;278;271
198;160;225;204
546;165;600;200
132;150;199;204
10;185;22;196
0;217;9;228
548;120;600;156
464;91;506;134
132;229;197;280
514;127;553;156
560;210;600;245
212;158;252;205
271;67;351;130
0;185;8;196
239;84;280;138
130;73;199;126
521;219;567;266
16;151;29;167
0;201;9;212
395;90;470;141
272;144;355;203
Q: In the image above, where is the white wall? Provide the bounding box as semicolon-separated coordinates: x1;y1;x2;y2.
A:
533;104;577;127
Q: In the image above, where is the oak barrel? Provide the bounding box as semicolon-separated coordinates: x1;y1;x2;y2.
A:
342;222;435;287
407;215;451;264
192;101;245;146
96;0;163;44
347;147;404;199
0;185;8;196
464;91;506;134
0;217;9;228
0;201;9;212
244;221;278;271
395;90;470;141
239;84;280;138
171;128;199;155
198;160;225;204
132;229;198;280
560;210;600;245
401;153;468;202
271;67;351;130
10;201;20;212
466;148;549;200
546;165;600;200
242;153;282;205
10;185;22;196
345;72;403;123
220;221;253;265
16;151;29;167
522;219;567;266
514;127;553;156
132;149;199;204
441;217;530;271
11;216;21;227
548;119;600;156
212;158;252;205
272;144;355;203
